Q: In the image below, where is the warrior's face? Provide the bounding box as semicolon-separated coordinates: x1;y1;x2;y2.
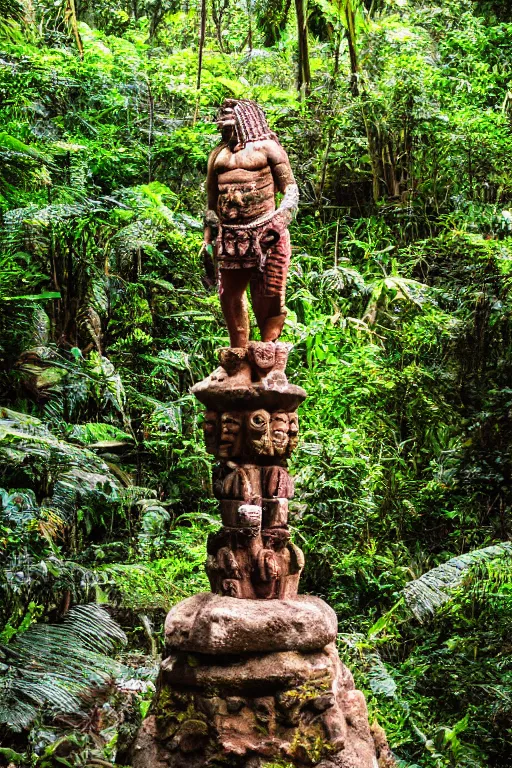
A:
271;411;289;456
247;409;272;456
287;412;299;455
217;104;237;144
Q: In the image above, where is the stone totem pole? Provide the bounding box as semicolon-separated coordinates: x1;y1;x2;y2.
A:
132;100;393;768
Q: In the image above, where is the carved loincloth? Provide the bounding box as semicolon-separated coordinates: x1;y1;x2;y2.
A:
216;213;291;297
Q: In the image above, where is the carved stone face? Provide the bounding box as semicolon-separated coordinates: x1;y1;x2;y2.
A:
219;411;243;458
203;411;218;455
287;412;299;455
217;105;236;141
247;409;272;456
248;341;275;372
271;411;289;456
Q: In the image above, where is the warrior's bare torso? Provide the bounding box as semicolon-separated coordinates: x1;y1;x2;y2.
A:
209;139;293;225
218;167;274;223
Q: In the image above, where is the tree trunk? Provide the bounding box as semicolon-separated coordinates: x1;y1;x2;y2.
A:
295;0;311;97
194;0;207;121
344;0;359;96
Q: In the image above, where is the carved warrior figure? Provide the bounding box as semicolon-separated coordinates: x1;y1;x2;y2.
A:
204;99;299;348
195;100;306;601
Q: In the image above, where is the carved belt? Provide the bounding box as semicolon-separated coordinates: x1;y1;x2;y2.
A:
220;213;282;272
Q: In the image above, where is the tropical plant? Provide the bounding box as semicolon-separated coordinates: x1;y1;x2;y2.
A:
0;604;126;733
2;0;512;764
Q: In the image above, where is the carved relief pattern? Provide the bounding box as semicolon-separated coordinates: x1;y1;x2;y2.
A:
203;407;298;460
194;341;305;600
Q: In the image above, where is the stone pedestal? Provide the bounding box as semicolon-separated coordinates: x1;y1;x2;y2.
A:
132;595;392;768
131;343;394;767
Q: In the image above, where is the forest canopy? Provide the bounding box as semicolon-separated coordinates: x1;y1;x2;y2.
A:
1;0;512;766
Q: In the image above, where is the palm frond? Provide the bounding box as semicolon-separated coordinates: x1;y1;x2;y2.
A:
0;604;126;732
403;543;512;622
67;422;133;447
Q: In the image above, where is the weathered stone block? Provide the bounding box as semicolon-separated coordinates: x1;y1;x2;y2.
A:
131;642;387;768
164;593;338;654
162;644;339;692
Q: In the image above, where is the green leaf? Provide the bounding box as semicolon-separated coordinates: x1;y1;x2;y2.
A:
403;543;512;622
3;291;61;301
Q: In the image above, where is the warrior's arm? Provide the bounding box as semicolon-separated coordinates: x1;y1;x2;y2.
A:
204;148;221;245
266;141;299;218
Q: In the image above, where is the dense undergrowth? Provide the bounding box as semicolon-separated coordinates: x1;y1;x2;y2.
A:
1;0;512;765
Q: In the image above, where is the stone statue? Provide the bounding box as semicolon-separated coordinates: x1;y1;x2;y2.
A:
204;99;299;348
193;102;306;602
131;98;394;768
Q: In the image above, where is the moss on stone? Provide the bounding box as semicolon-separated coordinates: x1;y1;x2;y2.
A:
262;761;295;768
154;686;208;731
281;674;331;707
289;726;334;763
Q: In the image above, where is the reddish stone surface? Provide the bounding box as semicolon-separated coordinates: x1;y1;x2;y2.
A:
192;341;304;600
163;594;337;655
192;343;306;413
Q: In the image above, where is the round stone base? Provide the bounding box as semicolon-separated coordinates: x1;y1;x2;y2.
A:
191;376;307;412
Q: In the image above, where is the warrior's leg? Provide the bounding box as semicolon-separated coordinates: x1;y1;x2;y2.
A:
251;233;290;342
218;268;252;348
252;288;286;342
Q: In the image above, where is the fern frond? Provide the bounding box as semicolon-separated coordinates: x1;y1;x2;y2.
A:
0;604;126;732
402;543;512;622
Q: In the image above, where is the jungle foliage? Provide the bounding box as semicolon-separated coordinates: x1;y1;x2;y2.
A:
1;0;512;766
